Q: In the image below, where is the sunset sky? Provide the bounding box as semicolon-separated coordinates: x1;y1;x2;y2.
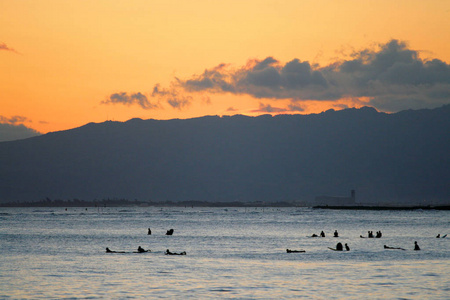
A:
1;0;449;139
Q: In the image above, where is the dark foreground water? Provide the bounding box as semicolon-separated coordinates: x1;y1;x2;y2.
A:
1;207;449;299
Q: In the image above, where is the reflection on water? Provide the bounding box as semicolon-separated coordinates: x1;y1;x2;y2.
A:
0;207;449;299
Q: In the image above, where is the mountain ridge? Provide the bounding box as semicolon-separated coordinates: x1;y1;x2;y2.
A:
1;105;449;205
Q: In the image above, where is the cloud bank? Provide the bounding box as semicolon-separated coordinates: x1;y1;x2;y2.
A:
180;40;450;112
102;40;450;113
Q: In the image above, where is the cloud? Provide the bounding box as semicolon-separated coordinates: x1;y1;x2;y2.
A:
102;92;159;110
0;42;19;54
102;84;195;111
178;40;450;112
101;40;450;113
253;103;287;113
152;83;193;109
167;95;192;109
0;115;29;125
287;103;305;112
251;101;305;114
0;115;41;142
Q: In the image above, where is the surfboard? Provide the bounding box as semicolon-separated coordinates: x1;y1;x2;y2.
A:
328;247;343;251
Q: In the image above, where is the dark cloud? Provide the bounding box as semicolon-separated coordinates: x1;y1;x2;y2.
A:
0;115;30;125
152;84;193;109
167;95;192;109
254;103;286;113
102;84;195;111
287;103;305;112
0;116;41;142
226;107;238;112
251;102;305;114
102;92;159;110
0;42;19;54
178;40;450;112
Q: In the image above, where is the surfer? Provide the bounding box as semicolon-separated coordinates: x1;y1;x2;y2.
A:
368;231;374;238
345;243;350;251
384;245;405;250
376;231;382;238
286;249;305;253
148;228;152;235
320;231;325;237
137;246;150;253
414;241;420;251
336;242;343;251
334;230;339;237
105;247;125;253
165;249;186;255
311;233;318;237
166;229;174;235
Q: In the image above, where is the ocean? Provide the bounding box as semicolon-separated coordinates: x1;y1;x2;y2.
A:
0;207;448;299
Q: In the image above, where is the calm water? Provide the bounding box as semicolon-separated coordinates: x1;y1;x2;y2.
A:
0;207;449;299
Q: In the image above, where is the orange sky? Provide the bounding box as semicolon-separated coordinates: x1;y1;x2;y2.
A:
1;0;449;134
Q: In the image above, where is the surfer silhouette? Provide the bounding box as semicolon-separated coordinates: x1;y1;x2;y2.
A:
384;245;405;250
165;249;186;255
137;246;150;253
286;249;305;253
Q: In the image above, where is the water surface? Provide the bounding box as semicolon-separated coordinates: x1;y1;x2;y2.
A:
1;207;448;299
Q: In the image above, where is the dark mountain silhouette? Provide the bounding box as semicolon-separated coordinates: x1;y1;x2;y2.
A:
1;105;449;205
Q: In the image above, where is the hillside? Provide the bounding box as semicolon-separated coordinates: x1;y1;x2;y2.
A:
1;106;449;205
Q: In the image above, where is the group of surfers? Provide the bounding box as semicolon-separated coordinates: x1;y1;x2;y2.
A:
310;230;384;239
107;227;184;255
360;231;382;238
107;228;435;255
288;229;427;253
287;241;421;253
310;230;341;238
106;246;186;255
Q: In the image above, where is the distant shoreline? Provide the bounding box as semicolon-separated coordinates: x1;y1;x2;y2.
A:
313;205;450;210
0;199;296;208
0;200;448;210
